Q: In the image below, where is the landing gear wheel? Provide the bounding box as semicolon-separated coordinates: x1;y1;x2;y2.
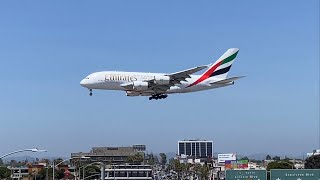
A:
89;89;93;96
149;94;167;100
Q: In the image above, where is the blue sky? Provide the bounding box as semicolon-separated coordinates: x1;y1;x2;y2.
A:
0;1;319;158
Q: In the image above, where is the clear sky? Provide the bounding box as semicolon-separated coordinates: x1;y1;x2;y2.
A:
0;1;319;158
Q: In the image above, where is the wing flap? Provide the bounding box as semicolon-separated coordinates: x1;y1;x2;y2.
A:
210;76;245;84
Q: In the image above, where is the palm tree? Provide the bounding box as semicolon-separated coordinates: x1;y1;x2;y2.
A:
199;165;210;180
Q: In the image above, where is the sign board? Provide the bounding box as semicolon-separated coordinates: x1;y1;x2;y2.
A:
225;160;249;169
270;169;320;180
218;153;237;163
226;170;267;180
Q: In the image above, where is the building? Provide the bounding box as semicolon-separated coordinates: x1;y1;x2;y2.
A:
10;167;29;180
133;144;146;152
307;149;320;157
178;139;213;158
71;146;145;165
105;164;152;180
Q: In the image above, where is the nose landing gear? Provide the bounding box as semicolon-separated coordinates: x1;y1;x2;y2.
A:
149;94;168;100
89;89;93;96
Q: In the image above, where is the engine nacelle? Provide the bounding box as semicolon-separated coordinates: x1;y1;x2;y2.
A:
154;75;170;85
133;81;149;91
126;91;140;96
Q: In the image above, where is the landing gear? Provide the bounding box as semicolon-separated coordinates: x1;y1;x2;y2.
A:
149;94;168;100
89;89;93;96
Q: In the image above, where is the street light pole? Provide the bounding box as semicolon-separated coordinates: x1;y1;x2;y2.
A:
53;156;89;180
0;148;47;159
0;148;46;180
80;162;103;180
53;161;55;180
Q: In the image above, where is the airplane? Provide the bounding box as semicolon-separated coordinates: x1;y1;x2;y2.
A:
80;48;244;100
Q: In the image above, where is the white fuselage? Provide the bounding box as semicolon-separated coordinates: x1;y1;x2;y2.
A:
80;71;232;96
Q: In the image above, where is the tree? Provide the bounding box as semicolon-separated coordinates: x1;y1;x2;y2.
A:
0;158;3;165
38;168;65;180
266;155;271;160
241;156;249;161
305;154;320;169
83;165;100;178
199;165;209;180
159;153;167;168
154;155;159;164
10;160;18;167
181;163;192;178
267;161;294;170
193;164;209;180
54;158;64;165
127;153;144;165
272;156;281;161
0;166;11;179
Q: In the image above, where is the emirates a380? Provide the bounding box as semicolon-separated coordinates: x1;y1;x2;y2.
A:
80;48;244;100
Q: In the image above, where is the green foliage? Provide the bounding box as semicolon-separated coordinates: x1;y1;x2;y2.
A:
38;168;65;180
0;166;11;179
266;155;271;160
267;161;294;170
241;156;249;161
194;164;209;180
199;165;209;180
272;156;281;161
127;153;144;164
146;153;158;165
83;165;100;178
159;153;167;167
305;154;320;169
171;159;182;172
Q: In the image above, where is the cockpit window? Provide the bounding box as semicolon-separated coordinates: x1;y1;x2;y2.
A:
85;77;90;79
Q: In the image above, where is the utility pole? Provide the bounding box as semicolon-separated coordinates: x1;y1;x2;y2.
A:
100;163;105;180
52;161;55;180
46;166;48;180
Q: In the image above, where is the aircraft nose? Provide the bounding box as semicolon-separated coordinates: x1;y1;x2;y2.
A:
80;79;87;87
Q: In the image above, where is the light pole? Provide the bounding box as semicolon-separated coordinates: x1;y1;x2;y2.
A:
53;156;89;180
0;148;47;180
80;162;103;180
0;148;47;159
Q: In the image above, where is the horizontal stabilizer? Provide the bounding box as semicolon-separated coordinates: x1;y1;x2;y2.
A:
210;76;245;84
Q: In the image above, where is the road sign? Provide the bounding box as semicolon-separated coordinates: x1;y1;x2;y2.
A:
270;169;320;180
226;170;267;180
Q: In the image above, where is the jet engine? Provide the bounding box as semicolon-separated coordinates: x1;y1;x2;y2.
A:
126;91;140;96
133;81;149;91
153;75;170;85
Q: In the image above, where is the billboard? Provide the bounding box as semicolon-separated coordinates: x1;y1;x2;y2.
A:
225;160;249;169
218;153;237;163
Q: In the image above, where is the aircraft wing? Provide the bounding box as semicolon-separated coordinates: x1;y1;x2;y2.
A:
144;65;208;93
165;65;208;84
167;65;207;79
209;76;245;84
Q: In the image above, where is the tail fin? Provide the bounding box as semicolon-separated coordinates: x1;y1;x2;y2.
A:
203;48;239;80
187;48;239;87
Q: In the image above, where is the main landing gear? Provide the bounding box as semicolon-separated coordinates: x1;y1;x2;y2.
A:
149;94;168;100
89;89;93;96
